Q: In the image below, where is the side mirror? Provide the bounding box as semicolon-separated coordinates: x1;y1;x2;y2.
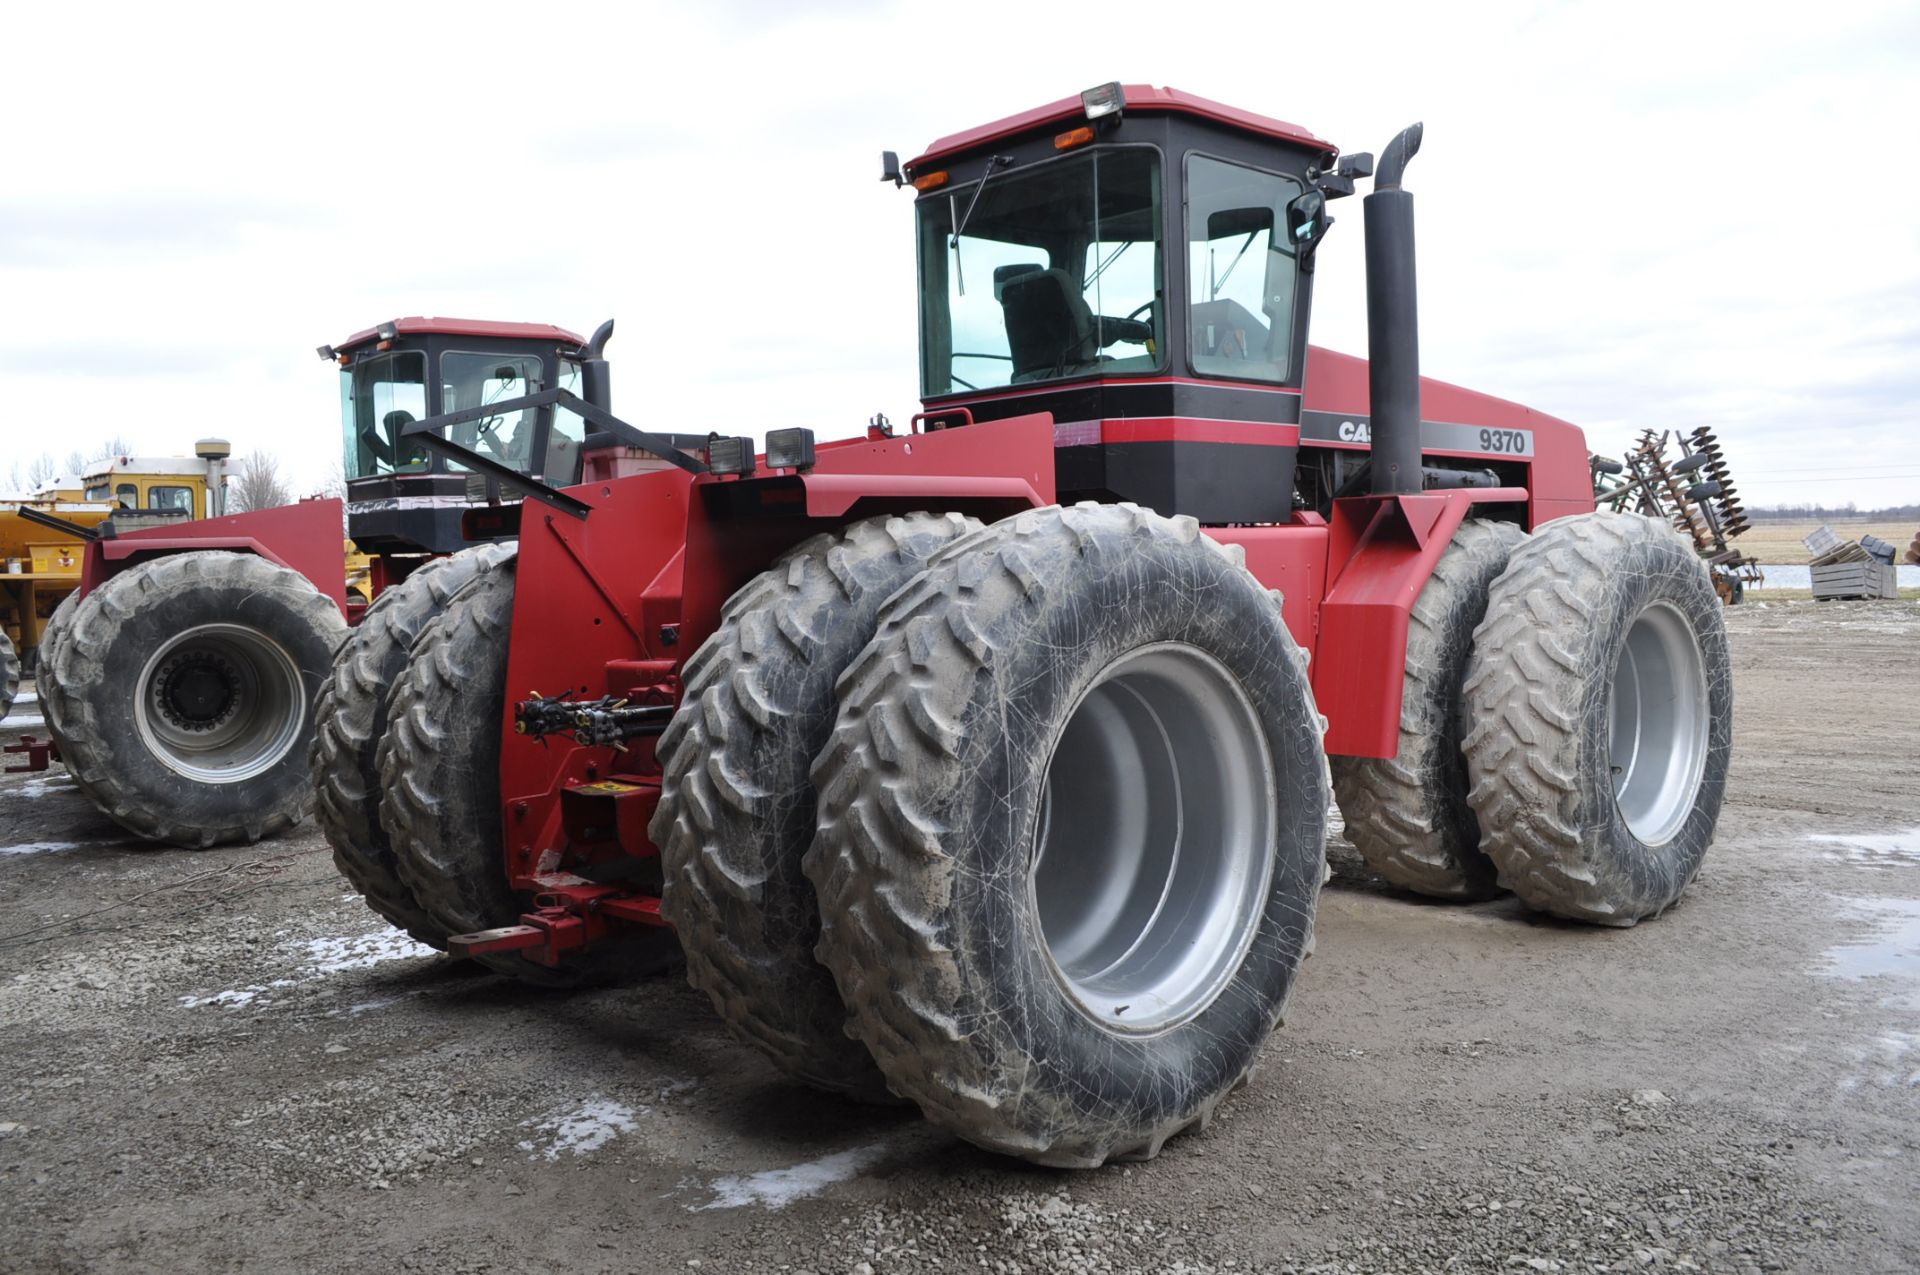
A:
1285;190;1331;255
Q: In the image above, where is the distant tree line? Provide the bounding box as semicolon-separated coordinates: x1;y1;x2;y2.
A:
1747;502;1920;522
3;437;137;493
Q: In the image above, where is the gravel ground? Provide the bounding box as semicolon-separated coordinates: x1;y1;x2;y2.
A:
1;599;1916;1274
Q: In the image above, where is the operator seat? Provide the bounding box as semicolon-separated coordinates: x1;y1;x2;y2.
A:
1000;268;1097;382
377;410;429;471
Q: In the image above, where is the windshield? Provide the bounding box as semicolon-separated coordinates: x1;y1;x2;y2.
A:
341;352;430;478
918;147;1163;396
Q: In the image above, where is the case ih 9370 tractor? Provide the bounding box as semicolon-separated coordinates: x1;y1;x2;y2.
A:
316;84;1733;1168
23;318;653;848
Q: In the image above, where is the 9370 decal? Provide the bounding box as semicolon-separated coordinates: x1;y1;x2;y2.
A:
1298;412;1535;458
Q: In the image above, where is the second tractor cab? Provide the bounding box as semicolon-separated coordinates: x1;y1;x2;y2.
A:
321;317;597;559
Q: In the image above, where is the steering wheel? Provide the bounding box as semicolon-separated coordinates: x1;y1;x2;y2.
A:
1095;299;1156;347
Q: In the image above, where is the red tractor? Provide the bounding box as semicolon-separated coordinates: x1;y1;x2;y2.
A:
317;85;1732;1167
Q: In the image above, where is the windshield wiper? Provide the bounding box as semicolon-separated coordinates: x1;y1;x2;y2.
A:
948;155;1014;297
1212;231;1259;299
1085;240;1131;291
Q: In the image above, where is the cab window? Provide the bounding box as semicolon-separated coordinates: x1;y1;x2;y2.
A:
342;352;431;478
1185;155;1303;383
546;359;587;487
116;483;138;508
148;485;193;513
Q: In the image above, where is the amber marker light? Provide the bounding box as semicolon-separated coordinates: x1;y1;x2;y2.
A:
1055;126;1095;151
911;170;949;191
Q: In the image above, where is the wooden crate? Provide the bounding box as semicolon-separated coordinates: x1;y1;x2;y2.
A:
1811;561;1898;600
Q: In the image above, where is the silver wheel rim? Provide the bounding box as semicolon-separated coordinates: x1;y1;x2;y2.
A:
1029;643;1276;1033
134;623;306;784
1608;601;1710;846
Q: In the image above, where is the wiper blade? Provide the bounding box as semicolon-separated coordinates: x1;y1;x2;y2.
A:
948;155;1014;296
1213;230;1259;297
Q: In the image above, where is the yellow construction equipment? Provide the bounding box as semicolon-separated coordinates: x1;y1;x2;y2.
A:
2;442;232;663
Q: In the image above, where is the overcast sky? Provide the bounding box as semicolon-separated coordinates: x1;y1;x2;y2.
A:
3;0;1916;508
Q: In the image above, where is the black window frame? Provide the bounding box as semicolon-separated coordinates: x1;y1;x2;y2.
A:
1180;149;1309;388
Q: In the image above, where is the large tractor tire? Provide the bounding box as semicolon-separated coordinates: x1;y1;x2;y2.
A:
1463;512;1732;925
0;629;18;725
1330;519;1524;900
379;550;681;986
313;545;513;946
653;512;982;1104
804;504;1330;1167
43;553;346;847
31;594;78;739
0;629;18;722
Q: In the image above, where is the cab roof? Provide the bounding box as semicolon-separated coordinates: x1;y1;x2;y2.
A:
333;317;587;351
908;85;1334;172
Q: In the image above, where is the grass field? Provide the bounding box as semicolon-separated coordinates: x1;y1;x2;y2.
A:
1736;518;1917;564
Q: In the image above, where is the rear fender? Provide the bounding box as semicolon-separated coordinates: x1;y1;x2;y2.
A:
79;499;348;615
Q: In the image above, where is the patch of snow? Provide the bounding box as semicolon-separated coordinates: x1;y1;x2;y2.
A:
0;840;89;856
298;931;437;977
4;713;45;729
178;929;439;1011
695;1143;888;1211
519;1099;640;1161
180;988;262;1009
9;775;78;800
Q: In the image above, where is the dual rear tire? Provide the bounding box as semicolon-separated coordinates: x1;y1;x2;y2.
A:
658;504;1330;1165
1335;511;1731;926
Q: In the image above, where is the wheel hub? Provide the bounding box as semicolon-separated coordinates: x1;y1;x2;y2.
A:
155;651;241;731
1029;643;1276;1033
134;624;306;784
1609;601;1710;846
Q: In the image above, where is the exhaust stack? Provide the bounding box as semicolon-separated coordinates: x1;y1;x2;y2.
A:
1363;123;1424;497
580;319;615;412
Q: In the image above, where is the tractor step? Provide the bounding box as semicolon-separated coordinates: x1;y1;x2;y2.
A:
4;735;58;774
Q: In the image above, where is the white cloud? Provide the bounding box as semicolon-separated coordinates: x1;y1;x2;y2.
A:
2;0;1915;507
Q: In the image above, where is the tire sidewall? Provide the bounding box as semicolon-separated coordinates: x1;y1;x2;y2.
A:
945;527;1324;1122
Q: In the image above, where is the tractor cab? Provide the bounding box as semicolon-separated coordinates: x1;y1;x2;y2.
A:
895;84;1356;523
321;318;591;554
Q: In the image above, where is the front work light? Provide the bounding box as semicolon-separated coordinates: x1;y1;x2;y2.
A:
375;321;399;341
765;427;816;472
706;435;757;477
1081;82;1126;121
